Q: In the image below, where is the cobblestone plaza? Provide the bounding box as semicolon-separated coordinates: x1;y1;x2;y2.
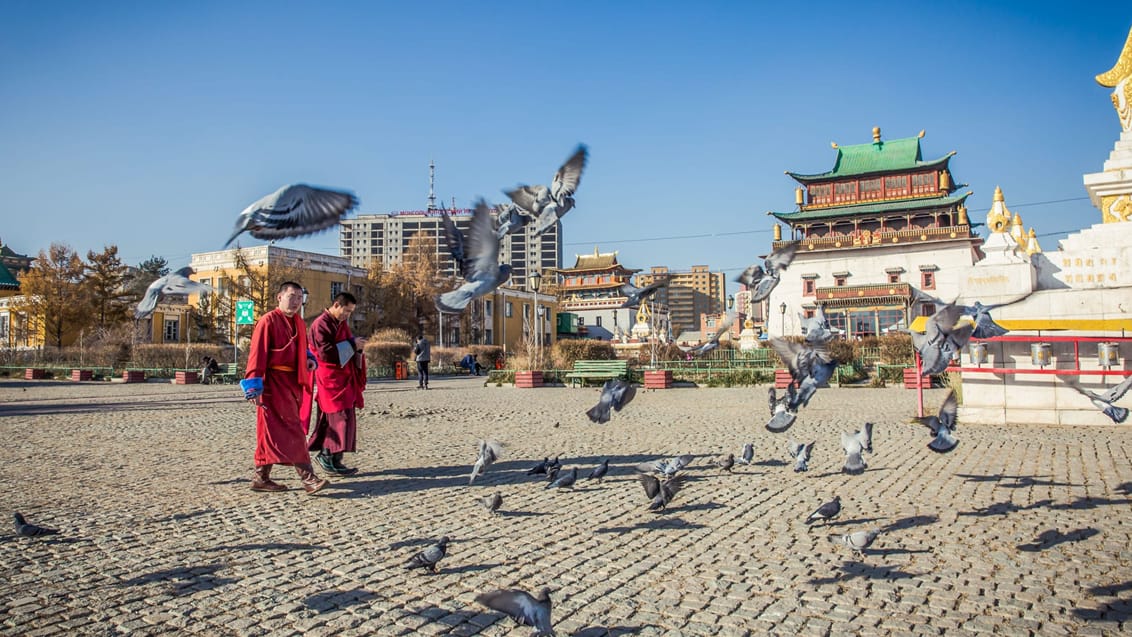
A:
2;378;1130;636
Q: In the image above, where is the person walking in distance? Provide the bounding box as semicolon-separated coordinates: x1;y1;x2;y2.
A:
414;335;431;389
241;281;328;495
307;292;367;475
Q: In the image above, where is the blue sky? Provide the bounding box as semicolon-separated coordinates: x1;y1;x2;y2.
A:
1;1;1128;280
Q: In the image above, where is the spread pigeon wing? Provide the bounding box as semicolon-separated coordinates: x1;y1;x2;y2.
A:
639;474;661;499
440;210;468;276
1100;374;1132;403
237;184;358;244
505;185;547;215
764;243;798;274
476;590;551;633
464;200;503;281
938;390;959;430
551;145;588;200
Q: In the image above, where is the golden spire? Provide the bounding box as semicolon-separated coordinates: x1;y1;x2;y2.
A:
830;141;839;149
986;186;1011;233
872;126;881;143
1097;26;1132;132
917;129;926;138
1026;227;1043;255
1011;211;1025;242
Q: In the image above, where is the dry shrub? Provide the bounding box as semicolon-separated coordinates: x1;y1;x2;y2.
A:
365;341;412;368
370;327;413;344
131;344;231;369
430;346;460;368
551;339;616;369
878;333;913;364
468;345;504;367
826;339;856;365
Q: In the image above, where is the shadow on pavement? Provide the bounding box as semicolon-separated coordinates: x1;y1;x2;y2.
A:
594;517;706;534
957;499;1055;517
119;564;238;591
880;515;939;532
954;473;1080;488
304;588;380;612
1072;598;1132;624
575;626;660;636
823;516;886;528
1016;527;1100;552
210;542;328;552
808;561;921;585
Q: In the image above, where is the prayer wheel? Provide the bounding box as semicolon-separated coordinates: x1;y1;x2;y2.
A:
968;342;988;365
1098;342;1120;367
1030;343;1052;367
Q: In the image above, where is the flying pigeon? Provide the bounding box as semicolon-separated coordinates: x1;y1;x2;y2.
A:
640;474;684;512
736;243;798;303
440;207;468;275
837;528;881;556
684;313;736;357
546;467;578;490
14;512;59;537
715;453;735;473
854;422;874;454
800;306;837;344
619;279;669;310
805;495;841;525
911;304;973;376
404;536;450;573
226;184;358;247
959;294;1032;339
526;457;552;476
586;379;637;424
475;587;554;636
135;267;213;320
587;459;610;482
841;431;867;474
494;202;534;239
737;442;755;466
469;439;503;484
787;439;814;472
769;338;836;411
916;390;960;453
506;145;588;237
766;384;798;433
481;492;503;516
1062;375;1132;423
638;454;694;478
436;200;514;314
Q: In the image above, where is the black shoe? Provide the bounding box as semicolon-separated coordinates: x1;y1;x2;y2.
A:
331;452;358;476
315;451;339;474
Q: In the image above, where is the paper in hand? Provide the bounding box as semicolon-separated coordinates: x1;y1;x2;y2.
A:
336;340;355;367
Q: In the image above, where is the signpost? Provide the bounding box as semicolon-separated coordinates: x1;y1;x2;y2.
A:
235;300;255;365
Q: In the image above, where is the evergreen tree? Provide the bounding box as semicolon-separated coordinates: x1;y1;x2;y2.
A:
83;245;131;328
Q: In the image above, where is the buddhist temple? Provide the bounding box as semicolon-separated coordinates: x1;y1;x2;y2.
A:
767;128;983;336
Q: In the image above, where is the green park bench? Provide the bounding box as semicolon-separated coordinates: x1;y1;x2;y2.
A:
564;359;629;387
209;363;240;385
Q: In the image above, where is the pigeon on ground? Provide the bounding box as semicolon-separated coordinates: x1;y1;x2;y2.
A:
770;338;837;411
737;443;754;466
135;267;213;320
506;144;588;238
736;243;799;303
619;279;669;310
638;455;694;478
684;313;736;358
640;474;684;512
715;453;735;473
14;512;59;537
404;536;450;573
1062;375;1132;423
959;295;1031;339
841;431;867;474
805;496;841;525
480;492;503;516
546;455;562;473
911;304;973;376
225;184;358;247
586;379;637;424
475;587;554;636
437;200;514;314
766;384;798;433
470;439;503;484
545;465;561;483
854;422;874;454
494;202;534;239
916;390;960;453
787;439;814;472
837;528;881;556
526;457;551;476
546;467;578;490
587;459;609;482
800;306;837;344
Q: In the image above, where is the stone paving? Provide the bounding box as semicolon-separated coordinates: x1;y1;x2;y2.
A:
1;375;1131;636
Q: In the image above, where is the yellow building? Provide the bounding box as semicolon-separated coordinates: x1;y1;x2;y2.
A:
476;286;558;356
188;246;367;343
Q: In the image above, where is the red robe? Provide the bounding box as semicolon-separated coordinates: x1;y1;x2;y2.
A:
246;308;313;466
307;310;367;453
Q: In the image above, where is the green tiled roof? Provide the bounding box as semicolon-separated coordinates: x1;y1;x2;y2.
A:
0;245;29;259
771;193;970;223
787;137;955;183
0;263;19;290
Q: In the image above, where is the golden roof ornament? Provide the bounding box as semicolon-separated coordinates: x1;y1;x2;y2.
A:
1026;227;1043;255
986;186;1012;233
1096;26;1132;132
872;126;882;143
1011;211;1025;242
773;223;782;241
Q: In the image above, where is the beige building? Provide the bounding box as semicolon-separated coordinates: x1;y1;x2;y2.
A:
635;265;726;339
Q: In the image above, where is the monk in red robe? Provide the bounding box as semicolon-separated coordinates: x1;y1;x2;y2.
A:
307;292;367;475
244;281;328;495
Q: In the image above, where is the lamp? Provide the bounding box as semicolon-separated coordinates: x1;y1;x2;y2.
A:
529;270;542;293
727;295;734;311
529;270;542;352
779;301;787;334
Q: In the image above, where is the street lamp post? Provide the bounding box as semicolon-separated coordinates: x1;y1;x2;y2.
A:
779;301;787;335
529;270;542;354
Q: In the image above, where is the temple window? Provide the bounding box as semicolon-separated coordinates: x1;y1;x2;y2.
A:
921;271;935;289
803;280;816;296
834;181;857;204
804;309;815;319
808;184;832;205
860;178;882;201
911;172;935;194
884;175;910;198
921;303;936;317
834;275;847;287
888;272;901;284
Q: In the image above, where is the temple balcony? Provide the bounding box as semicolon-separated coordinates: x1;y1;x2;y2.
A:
773;224;975;252
813;282;912;307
